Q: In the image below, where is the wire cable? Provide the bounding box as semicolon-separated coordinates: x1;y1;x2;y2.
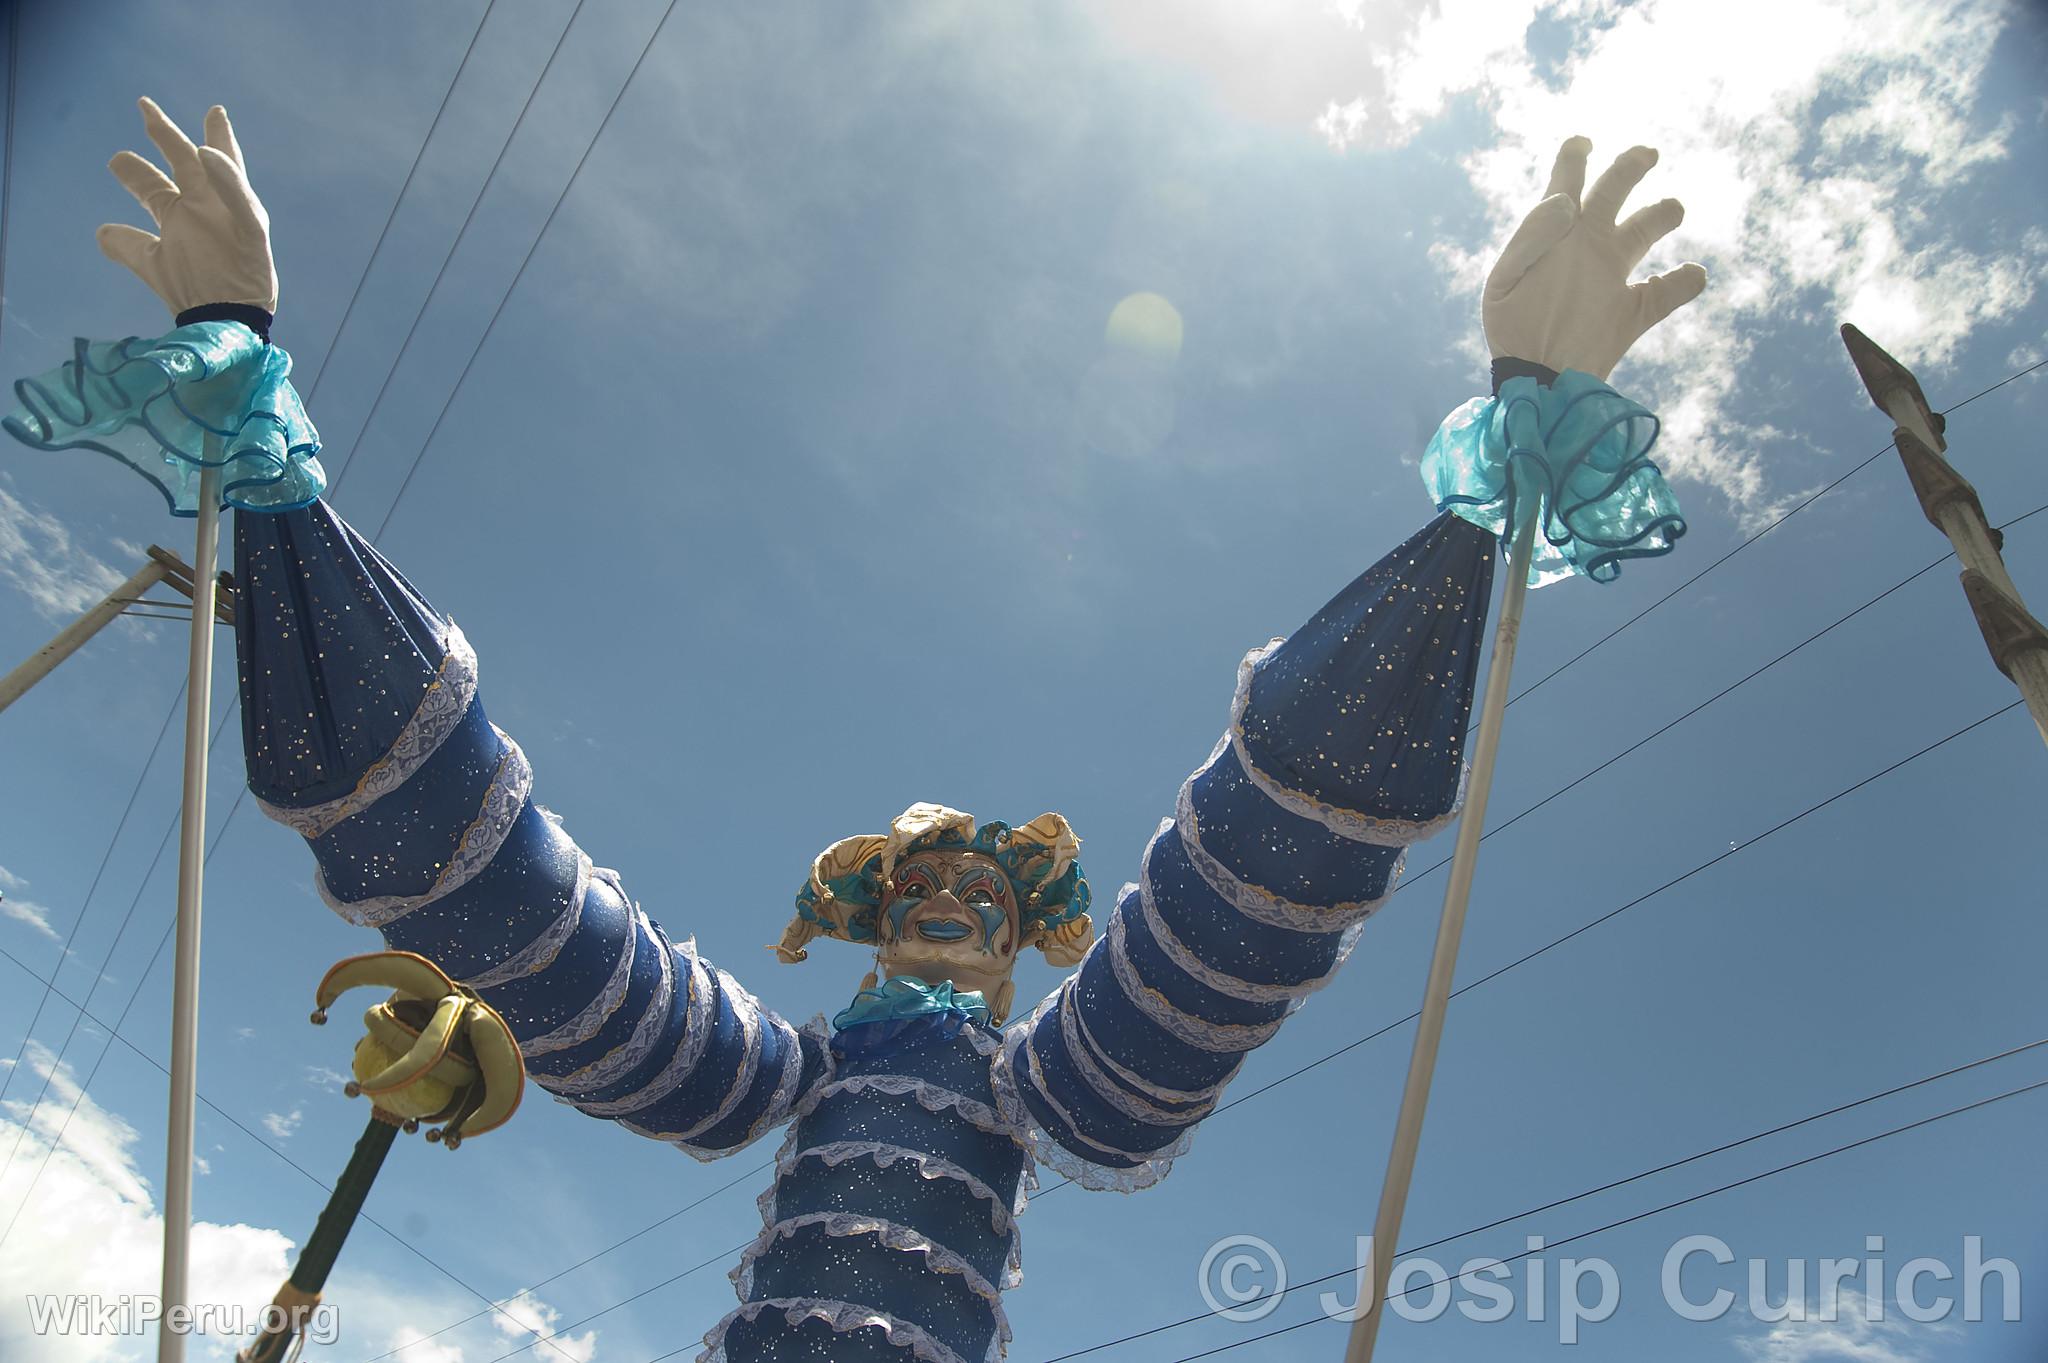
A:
0;932;601;1359
322;0;589;501
1035;1034;2048;1361
0;696;237;1197
370;0;684;542
0;0;20;345
299;0;499;406
1028;693;2027;1201
0;0;497;1132
1158;1075;2048;1361
0;785;244;1248
1506;356;2046;710
353;1161;773;1363
0;674;183;1111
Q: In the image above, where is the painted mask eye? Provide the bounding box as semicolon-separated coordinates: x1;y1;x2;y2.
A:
892;864;940;902
962;886;998;907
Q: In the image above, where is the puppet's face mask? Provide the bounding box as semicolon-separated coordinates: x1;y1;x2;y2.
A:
876;848;1021;1003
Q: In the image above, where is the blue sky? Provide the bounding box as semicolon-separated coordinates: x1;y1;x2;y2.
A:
2;1;2045;1361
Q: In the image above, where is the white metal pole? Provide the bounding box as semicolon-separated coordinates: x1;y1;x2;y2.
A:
0;557;170;714
158;465;222;1363
1345;504;1539;1363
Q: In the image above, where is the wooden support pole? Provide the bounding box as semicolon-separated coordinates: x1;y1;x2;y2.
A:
158;467;223;1363
1841;324;2048;747
0;557;172;715
1345;505;1539;1362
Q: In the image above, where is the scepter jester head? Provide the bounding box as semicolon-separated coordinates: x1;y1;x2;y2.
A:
776;803;1095;1025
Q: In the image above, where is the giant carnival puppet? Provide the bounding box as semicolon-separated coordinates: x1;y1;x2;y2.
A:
7;99;1702;1362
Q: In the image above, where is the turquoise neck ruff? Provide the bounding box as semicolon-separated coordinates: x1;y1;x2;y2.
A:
832;975;991;1031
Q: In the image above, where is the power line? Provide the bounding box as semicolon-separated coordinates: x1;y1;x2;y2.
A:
0;784;244;1248
0;0;19;345
0;697;238;1199
458;691;2025;1350
2;5;686;1357
1159;1075;2048;1362
473;1238;758;1363
1506;356;2046;709
1026;510;2043;1201
0;0;495;1136
0;934;596;1361
1035;1035;2048;1361
0;674;183;1111
1029;691;2028;1202
300;0;499;405
323;0;590;502
370;0;685;542
355;1161;772;1363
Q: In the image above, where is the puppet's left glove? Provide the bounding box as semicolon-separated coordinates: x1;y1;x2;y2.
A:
1482;138;1705;383
96;97;278;317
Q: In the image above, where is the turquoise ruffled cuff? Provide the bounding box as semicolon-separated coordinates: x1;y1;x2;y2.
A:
4;321;323;517
1420;368;1684;587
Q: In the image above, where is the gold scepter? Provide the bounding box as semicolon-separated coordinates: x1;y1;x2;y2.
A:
237;952;526;1363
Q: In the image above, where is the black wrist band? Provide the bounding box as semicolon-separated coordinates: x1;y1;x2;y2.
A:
176;302;274;344
1490;357;1559;395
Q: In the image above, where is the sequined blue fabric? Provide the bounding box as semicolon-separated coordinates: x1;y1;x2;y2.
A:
230;497;1499;1362
4;323;323;516
1421;368;1683;586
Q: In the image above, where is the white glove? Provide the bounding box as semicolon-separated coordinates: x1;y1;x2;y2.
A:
96;97;278;317
1483;138;1706;383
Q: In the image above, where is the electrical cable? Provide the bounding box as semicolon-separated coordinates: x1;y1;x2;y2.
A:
299;0;500;407
1034;1035;2048;1360
322;0;590;501
1157;1075;2048;1362
1506;355;2045;710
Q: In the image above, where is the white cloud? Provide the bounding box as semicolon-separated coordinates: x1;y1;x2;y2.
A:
0;1047;582;1363
259;1109;303;1141
1317;0;2047;523
490;1291;597;1363
0;482;126;621
0;864;60;942
1735;1287;1958;1361
0;1044;293;1363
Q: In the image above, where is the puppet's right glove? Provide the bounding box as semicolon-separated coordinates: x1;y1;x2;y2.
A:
96;97;278;318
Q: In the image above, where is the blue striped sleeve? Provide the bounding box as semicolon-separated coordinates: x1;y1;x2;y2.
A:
234;500;830;1157
993;512;1496;1189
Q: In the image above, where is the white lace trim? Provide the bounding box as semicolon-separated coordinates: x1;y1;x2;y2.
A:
1021;1014;1185;1168
317;727;533;930
1103;909;1285;1053
1064;990;1236;1111
1177;758;1400;933
257;624;480;840
989;1021;1189;1195
569;936;714;1118
772;1135;1029;1241
717;1011;815;1155
698;1296;971;1363
622;969;766;1147
730;1213;1011;1336
535;914;675;1094
808;1074;1011;1140
524;906;641;1061
1054;987;1219;1126
1133;862;1327;1014
1227;640;1469;847
460;849;594;990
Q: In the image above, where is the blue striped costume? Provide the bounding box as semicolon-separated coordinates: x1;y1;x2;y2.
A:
233;499;1496;1363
